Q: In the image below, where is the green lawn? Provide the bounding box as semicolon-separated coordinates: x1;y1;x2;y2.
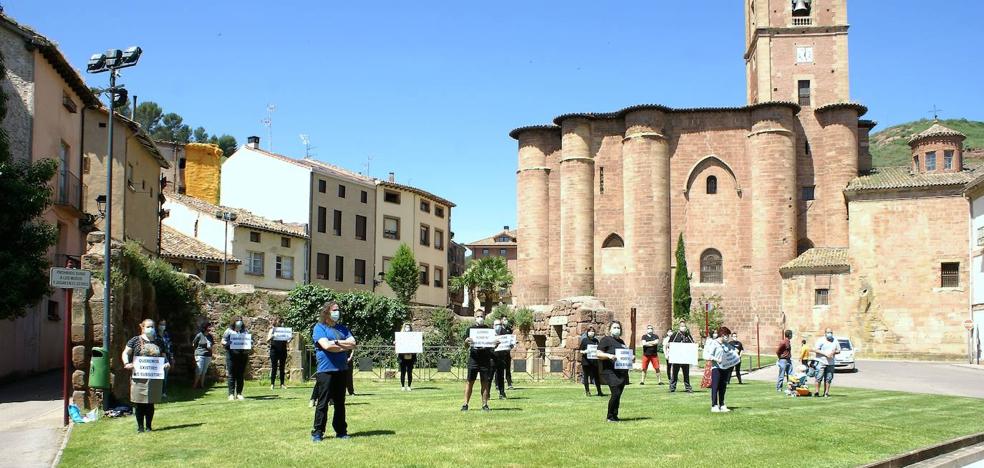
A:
62;375;984;467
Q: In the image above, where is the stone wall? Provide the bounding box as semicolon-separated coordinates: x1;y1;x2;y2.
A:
512;297;613;378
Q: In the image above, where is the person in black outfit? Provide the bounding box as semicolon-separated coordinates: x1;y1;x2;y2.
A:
492;319;511;399
399;324;417;391
579;326;604;397
267;317;289;390
344;349;355;396
501;317;514;390
667;321;695;393
730;332;745;384
597;320;631;422
221;317;250;400
461;309;497;411
640;325;662;385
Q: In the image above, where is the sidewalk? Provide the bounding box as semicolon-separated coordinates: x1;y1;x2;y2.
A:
0;371;66;468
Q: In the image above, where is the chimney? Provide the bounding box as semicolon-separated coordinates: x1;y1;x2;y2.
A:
247;136;260;149
388;172;395;183
503;225;509;230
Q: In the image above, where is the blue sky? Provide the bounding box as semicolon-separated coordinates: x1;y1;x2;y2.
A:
8;0;983;248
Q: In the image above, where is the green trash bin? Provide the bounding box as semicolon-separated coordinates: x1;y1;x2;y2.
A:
89;347;110;389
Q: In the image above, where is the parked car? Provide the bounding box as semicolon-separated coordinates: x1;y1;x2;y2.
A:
833;336;856;371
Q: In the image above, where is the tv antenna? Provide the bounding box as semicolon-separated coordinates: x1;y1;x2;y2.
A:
363;154;374;177
928;104;943;121
300;134;316;159
261;103;276;151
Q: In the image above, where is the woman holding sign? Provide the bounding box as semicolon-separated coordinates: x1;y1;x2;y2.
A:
579;327;604;397
221;317;250;401
596;321;632;422
398;323;418;391
122;319;171;433
267;317;290;390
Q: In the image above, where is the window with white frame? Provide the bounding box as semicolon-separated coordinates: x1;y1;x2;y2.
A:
276;255;294;280
246;251;264;276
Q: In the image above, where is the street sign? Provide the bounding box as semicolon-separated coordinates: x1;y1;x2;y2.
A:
49;268;91;290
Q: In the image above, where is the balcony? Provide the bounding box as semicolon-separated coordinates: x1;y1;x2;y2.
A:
53;170;85;215
791;17;813;26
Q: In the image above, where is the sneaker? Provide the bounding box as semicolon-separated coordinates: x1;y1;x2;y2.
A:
685;388;693;394
498;393;506;400
482;405;491;412
280;385;287;390
137;427;145;433
270;385;275;390
146;427;153;432
309;399;315;408
407;387;412;392
823;393;831;398
336;434;351;440
312;433;323;442
507;386;514;390
237;394;245;401
228;395;236;401
720;406;731;412
711;406;721;413
597;392;605;397
640;381;645;385
460;405;469;411
814;392;820;397
585;390;591;397
606;418;619;423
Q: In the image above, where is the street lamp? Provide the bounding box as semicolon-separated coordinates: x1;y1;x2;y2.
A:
215;210;237;284
86;45;141;410
95;194;107;218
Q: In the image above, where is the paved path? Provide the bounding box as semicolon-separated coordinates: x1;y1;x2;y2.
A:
744;360;984;399
0;372;66;468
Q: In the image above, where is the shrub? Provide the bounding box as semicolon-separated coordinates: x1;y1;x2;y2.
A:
511;307;534;332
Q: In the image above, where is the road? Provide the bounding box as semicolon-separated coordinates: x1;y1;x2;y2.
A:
744;360;984;399
0;372;66;468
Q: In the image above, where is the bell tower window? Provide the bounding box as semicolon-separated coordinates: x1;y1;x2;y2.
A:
706;176;718;195
797;80;811;106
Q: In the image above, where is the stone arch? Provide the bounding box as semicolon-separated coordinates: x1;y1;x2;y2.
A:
706;175;718;194
684;155;741;199
700;248;723;284
797;238;815;256
602;233;624;248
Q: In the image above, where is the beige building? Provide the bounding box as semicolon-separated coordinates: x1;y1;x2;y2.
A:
0;13;101;378
163;192;308;290
375;178;455;306
83;108;169;255
160;225;241;284
466;227;518;303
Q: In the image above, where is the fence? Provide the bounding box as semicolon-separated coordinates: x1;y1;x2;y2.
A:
302;345;582;382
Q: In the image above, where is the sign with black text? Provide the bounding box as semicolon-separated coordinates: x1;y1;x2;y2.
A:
133;356;165;380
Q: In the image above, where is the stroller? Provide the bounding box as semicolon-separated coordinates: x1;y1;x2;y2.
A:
786;362;817;397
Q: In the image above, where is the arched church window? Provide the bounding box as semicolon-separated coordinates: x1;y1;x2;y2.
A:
602;234;624;248
700;249;723;284
706;175;718;195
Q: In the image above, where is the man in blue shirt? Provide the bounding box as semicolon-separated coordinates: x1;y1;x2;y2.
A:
311;301;357;442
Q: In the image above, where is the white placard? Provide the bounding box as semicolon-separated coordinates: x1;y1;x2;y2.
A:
614;348;633;370
395;332;423;354
667;342;698;365
585;344;598;360
49;267;91;289
272;327;293;341
718;346;741;369
229;333;252;350
495;334;515;352
133;356;165;380
469;328;495;348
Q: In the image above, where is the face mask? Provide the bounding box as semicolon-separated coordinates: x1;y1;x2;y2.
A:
476;317;484;325
647;329;654;335
679;327;686;332
144;327;156;339
611;328;622;337
712;333;718;339
826;333;834;341
588;332;595;338
495;325;502;332
330;310;340;322
404;327;411;332
235;321;244;330
158;325;166;333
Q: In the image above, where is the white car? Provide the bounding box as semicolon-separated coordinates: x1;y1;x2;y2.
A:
833;336;856;371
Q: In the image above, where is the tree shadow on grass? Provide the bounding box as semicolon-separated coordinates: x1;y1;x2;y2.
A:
153;423;205;432
349;430;396;438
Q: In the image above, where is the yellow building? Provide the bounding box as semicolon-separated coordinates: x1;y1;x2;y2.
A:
183;142;222;204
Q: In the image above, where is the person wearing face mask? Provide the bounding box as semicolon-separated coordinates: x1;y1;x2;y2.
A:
122;319;171;433
501;317;515;390
776;329;794;393
462;308;497;411
267;317;289;390
667;321;695;393
579;326;604;397
156;319;174;399
221;317;250;401
813;328;841;398
399;323;417;391
596;320;631;422
311;301;357;442
192;322;215;389
706;326;738;413
639;325;662;386
492;318;511;399
730;332;744;384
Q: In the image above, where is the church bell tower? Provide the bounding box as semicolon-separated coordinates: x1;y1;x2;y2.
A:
745;0;851;107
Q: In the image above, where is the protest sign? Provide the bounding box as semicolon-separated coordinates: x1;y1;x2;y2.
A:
667;342;698;365
395;332;423;354
133;356;165;380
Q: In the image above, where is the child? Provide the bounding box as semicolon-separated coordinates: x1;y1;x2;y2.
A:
787;364;812;397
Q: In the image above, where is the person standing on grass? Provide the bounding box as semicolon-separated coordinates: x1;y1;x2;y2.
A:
191;322;215;389
596;320;631;422
493;318;511;400
640;325;662;385
663;333;672;382
579;326;604;397
399;323;418;391
267;317;289;390
157;319;174;399
813;328;841;398
221;317;250;401
311;301;357;442
501;316;515;390
343;348;356;396
776;329;793;393
667;321;694;393
799;338;811;366
731;332;744;384
122;319;171;433
706;326;738;413
462;308;497;412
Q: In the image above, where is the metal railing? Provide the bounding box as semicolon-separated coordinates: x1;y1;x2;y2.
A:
791;17;813;26
54;170;84;212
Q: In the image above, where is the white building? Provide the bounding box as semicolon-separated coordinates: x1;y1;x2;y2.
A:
966;175;984;363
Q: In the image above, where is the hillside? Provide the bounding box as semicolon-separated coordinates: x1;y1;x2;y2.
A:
870;118;984;168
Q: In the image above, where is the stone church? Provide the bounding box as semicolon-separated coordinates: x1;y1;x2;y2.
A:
510;0;972;359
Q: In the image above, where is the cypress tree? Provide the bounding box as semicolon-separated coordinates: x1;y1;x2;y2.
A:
672;232;692;321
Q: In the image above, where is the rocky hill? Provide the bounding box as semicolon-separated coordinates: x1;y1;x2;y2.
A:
870;118;984;168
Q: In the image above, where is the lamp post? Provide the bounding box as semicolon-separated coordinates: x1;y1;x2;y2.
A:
215;211;237;284
754;314;761;368
86;46;141;410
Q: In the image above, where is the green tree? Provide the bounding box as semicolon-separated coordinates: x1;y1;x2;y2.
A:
691;294;724;340
192;127;209;143
280;284;407;345
134;101;163;134
211;134;238;157
0;53;58;318
473;256;514;309
385;243;420;305
448;263;479;310
673;232;692;322
153;113;191;143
